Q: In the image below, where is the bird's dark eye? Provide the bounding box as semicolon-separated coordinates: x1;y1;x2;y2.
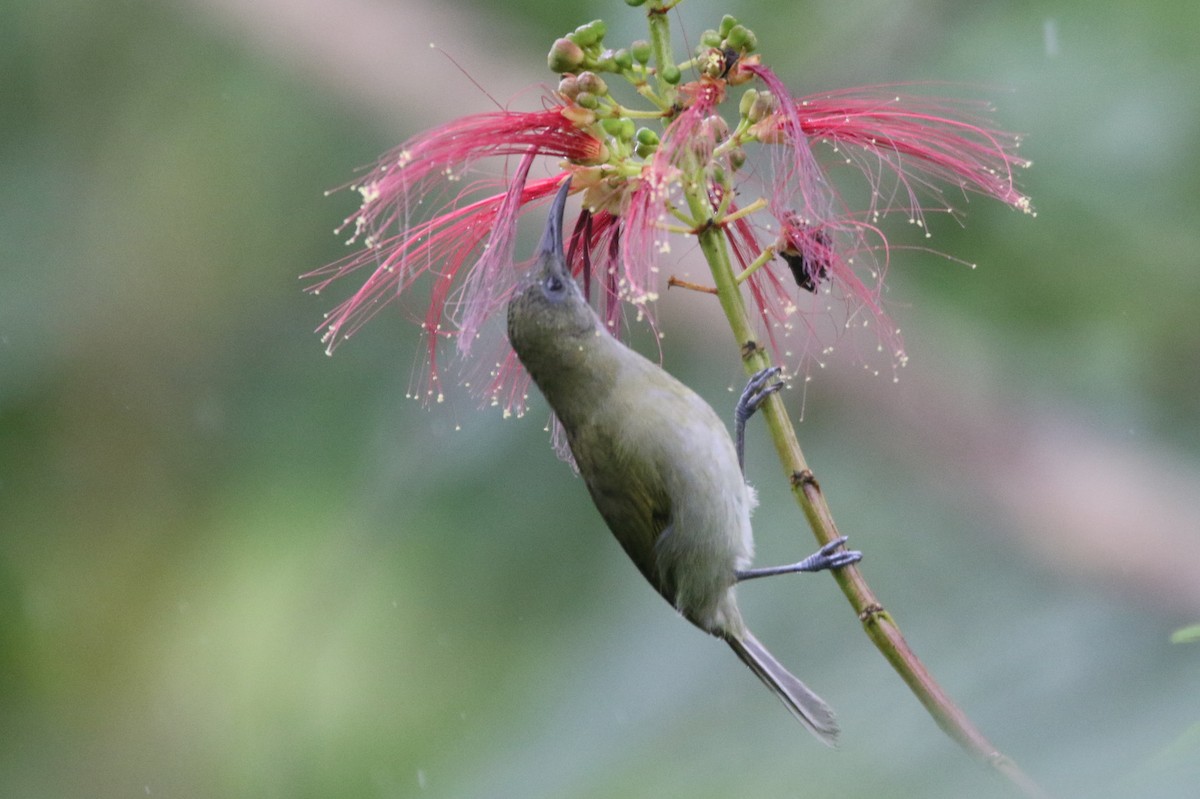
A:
543;273;566;297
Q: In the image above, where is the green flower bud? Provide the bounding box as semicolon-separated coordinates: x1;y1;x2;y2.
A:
719;14;738;37
726;24;750;50
601;117;625;136
573;20;603;47
620;118;636;141
661;63;681;85
635;141;657;159
625;0;648;6
635;127;660;146
739;88;759;118
700;29;723;48
631;40;652;64
587;19;607;42
613;48;633;71
576;71;608;97
548;38;585;73
575;91;599;110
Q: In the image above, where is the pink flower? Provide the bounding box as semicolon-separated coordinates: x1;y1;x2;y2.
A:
735;66;1032;370
304;105;603;404
306;44;1031;410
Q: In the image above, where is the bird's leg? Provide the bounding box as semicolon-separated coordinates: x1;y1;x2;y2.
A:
736;536;863;582
735;366;784;473
734;368;864;580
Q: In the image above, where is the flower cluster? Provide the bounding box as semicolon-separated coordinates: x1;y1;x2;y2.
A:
305;12;1031;413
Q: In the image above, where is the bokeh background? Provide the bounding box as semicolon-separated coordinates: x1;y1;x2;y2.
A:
3;1;1198;797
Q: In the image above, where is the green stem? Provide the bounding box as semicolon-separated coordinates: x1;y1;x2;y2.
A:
719;196;767;226
681;174;1050;799
733;245;776;284
608;105;669;120
647;6;677;105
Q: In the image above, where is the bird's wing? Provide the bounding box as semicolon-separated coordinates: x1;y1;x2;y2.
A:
568;415;677;600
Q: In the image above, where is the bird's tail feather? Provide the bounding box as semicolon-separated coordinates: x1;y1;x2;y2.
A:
726;631;839;746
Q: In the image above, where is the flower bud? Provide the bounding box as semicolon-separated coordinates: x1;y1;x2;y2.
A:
748;90;777;123
739;88;759;118
558;75;580;100
575;91;599;110
600;117;625;137
700;29;723;49
631;40;652;64
635;127;660;146
625;0;648;6
726;24;757;52
573;20;605;47
613;48;633;71
661;63;681;85
576;71;608;97
599;117;635;141
548;38;585;73
719;14;738;38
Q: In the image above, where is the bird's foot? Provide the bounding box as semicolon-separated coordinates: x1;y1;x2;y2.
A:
736;367;784;426
736;536;863;582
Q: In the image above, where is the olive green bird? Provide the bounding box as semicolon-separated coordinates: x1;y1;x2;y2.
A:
507;178;861;745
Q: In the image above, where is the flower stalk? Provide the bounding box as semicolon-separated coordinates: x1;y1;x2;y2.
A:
654;10;1045;796
698;158;1049;799
646;4;680;99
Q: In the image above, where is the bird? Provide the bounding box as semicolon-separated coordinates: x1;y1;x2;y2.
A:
506;177;861;745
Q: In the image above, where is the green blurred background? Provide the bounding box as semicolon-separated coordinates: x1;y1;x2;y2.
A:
3;1;1198;797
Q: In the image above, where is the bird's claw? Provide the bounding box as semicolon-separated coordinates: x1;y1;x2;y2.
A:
735;536;863;582
737;366;784;422
806;536;863;571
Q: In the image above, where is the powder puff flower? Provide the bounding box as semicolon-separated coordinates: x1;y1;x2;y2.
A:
306;15;1031;411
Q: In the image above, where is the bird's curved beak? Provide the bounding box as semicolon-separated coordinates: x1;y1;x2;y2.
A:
536;177;572;276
